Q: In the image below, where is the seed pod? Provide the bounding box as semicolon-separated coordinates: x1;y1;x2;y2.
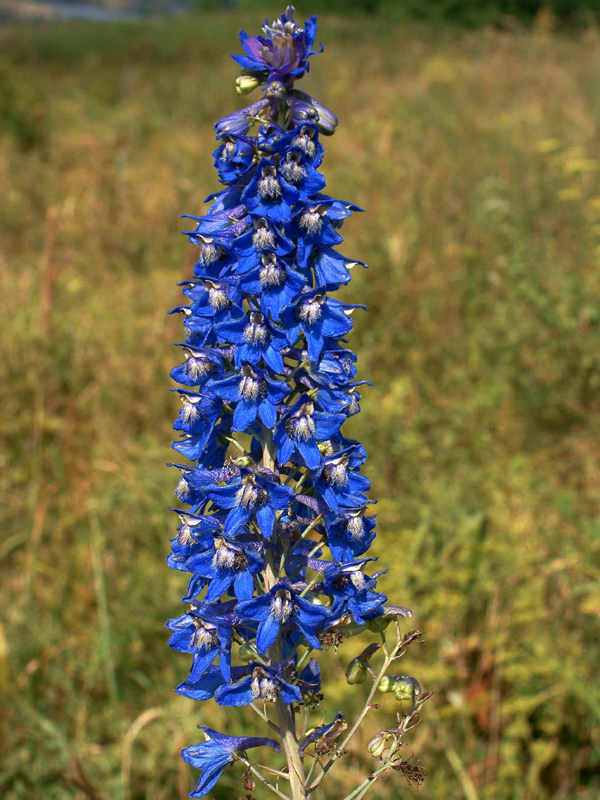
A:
367;732;387;756
345;657;368;685
238;643;254;662
393;676;421;702
378;674;421;702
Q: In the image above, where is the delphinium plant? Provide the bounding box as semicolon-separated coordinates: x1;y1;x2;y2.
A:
167;7;428;799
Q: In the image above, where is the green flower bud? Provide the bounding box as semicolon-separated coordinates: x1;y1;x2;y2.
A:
235;75;261;95
345;657;368;685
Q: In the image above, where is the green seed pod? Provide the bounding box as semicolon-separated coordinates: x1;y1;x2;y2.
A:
393;676;421;702
366;616;392;633
235;75;261;95
238;643;254;662
367;732;387;756
378;674;421;701
345;657;368;685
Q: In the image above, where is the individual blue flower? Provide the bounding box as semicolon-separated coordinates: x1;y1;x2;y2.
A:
210;364;289;430
212;136;255;183
237;255;307;321
326;508;377;561
169;344;224;388
274;395;345;469
203;468;294;538
171;392;222;461
278;123;324;167
279;148;326;201
288;204;342;267
176;664;249;703
167;602;235;681
172;390;223;436
231;8;320;82
236;583;331;653
214;97;271;138
316;382;369;417
287;89;338;135
312;449;371;512
216;310;288;373
185;533;263;603
241;159;298;223
181;726;281;799
310;246;367;289
280;291;363;362
322;560;387;625
214;662;302;706
232;216;295;273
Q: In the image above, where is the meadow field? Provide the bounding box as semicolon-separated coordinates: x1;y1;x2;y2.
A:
1;8;600;799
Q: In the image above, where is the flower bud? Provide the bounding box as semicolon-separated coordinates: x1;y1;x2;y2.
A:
236;75;261;95
345;657;368;685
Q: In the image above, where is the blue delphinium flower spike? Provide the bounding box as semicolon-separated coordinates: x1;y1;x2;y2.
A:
167;7;421;799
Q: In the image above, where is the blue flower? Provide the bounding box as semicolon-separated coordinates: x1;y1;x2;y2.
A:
212;136;255;183
215;97;271;138
185;534;263;603
214;662;302;706
182;726;281;798
231;9;321;82
202;468;295;537
241;159;299;223
232;216;295;273
169;344;224;388
167;602;235;681
171;392;222;461
237;256;307;321
326;509;377;561
236;582;331;653
280;291;364;362
273;395;345;469
217;310;288;373
287;89;338;136
210;364;289;431
323;560;387;625
312;449;372;513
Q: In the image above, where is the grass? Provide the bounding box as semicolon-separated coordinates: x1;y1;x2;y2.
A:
1;8;600;800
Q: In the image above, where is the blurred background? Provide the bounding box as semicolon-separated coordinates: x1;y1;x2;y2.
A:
2;1;600;798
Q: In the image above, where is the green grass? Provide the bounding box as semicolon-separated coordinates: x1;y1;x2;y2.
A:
1;10;600;800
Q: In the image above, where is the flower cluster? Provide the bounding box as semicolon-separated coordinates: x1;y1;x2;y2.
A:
167;8;423;799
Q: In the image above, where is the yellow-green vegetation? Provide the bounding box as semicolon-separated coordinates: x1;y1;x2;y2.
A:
1;9;600;800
